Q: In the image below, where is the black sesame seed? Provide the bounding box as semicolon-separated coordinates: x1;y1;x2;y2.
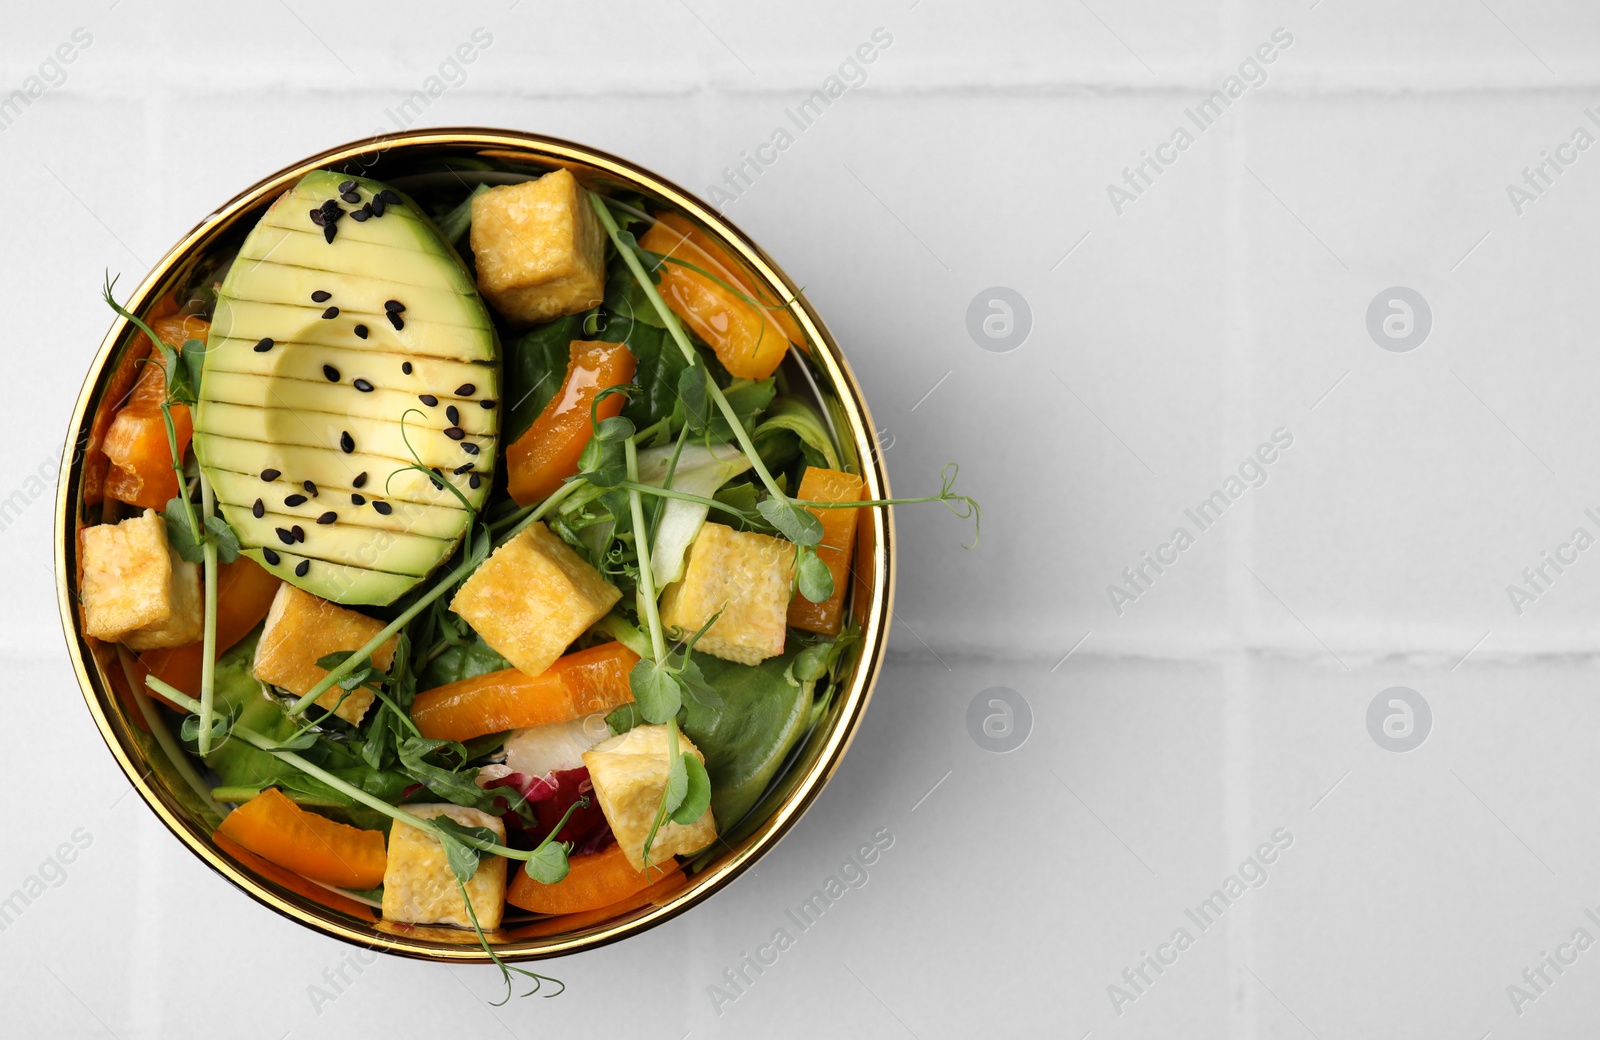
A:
401;361;413;375
252;498;265;518
285;494;307;507
303;480;318;496
317;511;337;525
479;399;496;409
320;198;340;215
276;528;294;545
349;207;371;222
372;500;393;515
419;394;438;406
311;290;331;303
323;364;340;382
340;431;355;453
323;223;337;244
378;189;401;207
260;469;281;482
354;324;368;339
370;196;386;218
387;311;405;331
253;337;274;353
352;471;368;488
461;442;480;456
321;306;339;319
469;473;482;490
262;548;281;565
446;405;460;425
453;462;475;474
295;560;310;578
384;299;405;313
351;493;366;506
455;383;476;397
444;426;466;441
309;208;327;227
354;378;374;393
338;180;356;194
340;190;361;205
291;525;305;542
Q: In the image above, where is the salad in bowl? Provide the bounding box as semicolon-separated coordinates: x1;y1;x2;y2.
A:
58;132;973;985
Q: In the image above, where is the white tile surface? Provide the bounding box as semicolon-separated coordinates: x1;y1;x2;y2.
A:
11;0;1600;1036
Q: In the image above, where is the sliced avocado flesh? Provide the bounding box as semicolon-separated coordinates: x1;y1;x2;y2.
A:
195;170;499;606
193;434;479;506
195;401;492;469
216;259;489;330
206;471;468;538
200;370;495;433
238;227;475;295
211;299;491;362
202;337;492;394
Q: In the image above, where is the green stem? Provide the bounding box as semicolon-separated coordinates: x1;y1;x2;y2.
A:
210;785;344;808
148;676;555;864
116;649;224;820
589;194;788;502
197;477;219;754
590;613;652;659
615;480;755;521
624;439;667;663
159;397;202;542
288;479;582;715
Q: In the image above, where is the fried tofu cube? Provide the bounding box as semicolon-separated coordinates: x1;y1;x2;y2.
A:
584;725;717;873
450;522;621;677
253;583;395;725
471;169;606;325
382;804;507;930
80;509;202;650
660;523;795;665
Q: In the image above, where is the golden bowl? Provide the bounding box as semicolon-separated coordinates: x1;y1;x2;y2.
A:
53;129;893;960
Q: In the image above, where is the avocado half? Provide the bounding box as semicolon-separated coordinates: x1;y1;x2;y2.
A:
194;171;500;605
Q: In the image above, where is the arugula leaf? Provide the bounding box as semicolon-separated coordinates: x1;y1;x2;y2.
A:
419;637;509;690
796;548;835;603
503;314;582;441
397;736;520;816
525;841;571;884
630;658;684;724
672;752;711;825
678;363;710;433
436;183;489;243
757;497;823;547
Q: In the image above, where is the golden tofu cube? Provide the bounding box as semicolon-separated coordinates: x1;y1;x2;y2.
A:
450;522;621;677
382;804;507;930
80;509;202;649
584;724;717;873
660;523;795;665
253;583;395;725
471;169;606;325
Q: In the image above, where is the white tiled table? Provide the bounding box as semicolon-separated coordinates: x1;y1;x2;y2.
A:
6;1;1600;1036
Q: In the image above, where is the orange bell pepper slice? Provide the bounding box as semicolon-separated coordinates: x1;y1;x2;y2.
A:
517;862;688;937
216;788;386;890
213;832;377;921
411;641;640;742
137;555;282;710
506;842;657;915
506;339;636;507
786;466;865;635
639;221;790;381
102;314;208;510
650;212;806;349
